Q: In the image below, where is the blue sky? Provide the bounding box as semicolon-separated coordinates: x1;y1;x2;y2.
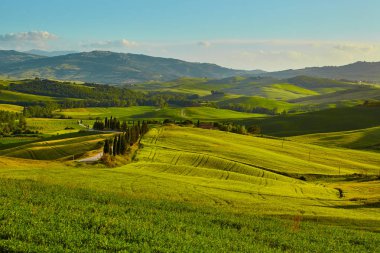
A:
1;0;380;70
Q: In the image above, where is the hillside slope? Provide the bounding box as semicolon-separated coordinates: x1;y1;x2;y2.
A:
0;50;262;84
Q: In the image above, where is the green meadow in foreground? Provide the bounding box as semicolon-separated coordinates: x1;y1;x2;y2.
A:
1;178;379;253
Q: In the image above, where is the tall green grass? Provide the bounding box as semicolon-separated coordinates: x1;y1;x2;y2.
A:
1;178;379;252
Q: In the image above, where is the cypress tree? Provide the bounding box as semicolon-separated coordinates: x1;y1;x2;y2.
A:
122;121;127;131
113;136;117;156
120;134;127;154
103;139;110;154
105;117;108;129
118;134;122;155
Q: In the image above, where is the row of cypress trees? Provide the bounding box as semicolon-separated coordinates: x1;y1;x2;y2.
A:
103;119;149;156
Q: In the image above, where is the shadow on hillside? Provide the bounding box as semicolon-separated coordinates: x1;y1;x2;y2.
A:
331;201;380;210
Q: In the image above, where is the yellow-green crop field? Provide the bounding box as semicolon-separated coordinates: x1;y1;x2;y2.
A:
0;125;379;251
0;104;23;113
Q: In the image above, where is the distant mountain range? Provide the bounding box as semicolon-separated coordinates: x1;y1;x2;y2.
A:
0;50;264;84
255;61;380;82
1;50;380;84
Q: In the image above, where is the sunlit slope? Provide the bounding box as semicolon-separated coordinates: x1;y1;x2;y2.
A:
1;128;379;224
217;96;295;111
289;86;380;107
139;126;380;175
292;126;380;151
0;132;111;160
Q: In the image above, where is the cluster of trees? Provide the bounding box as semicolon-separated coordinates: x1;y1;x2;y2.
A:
22;103;60;118
103;135;128;156
102;119;150;157
219;104;280;115
93;117;121;131
214;122;261;135
0;110;33;136
212;122;248;134
363;100;380;107
195;120;261;135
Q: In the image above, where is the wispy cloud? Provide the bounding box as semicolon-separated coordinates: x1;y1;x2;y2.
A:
82;39;138;49
0;31;57;42
197;41;211;47
0;31;58;50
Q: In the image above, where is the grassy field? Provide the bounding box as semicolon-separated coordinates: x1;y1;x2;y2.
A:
239;106;380;136
1;178;379;252
0;90;56;103
0;125;379;251
56;106;266;121
27;118;94;135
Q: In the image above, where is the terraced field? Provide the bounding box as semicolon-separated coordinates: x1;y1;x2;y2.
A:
0;132;111;160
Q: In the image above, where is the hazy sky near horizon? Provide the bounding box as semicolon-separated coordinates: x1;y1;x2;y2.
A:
1;0;380;71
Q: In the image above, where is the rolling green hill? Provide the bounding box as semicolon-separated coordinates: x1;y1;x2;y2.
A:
289;85;380;106
217;96;295;112
238;106;380;136
132;76;363;103
0;90;56;103
292;126;380;152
